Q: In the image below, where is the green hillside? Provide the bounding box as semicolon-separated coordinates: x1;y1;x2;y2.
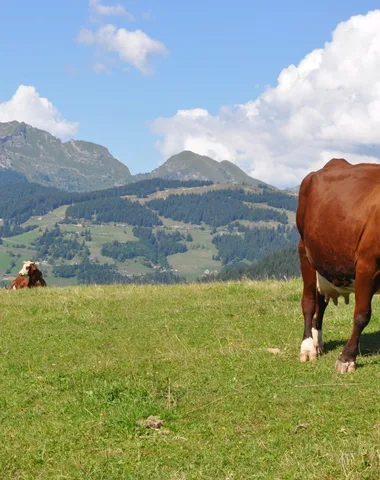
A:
0;280;379;478
0;179;299;287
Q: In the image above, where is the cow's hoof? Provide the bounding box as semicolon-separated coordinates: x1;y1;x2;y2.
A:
300;338;317;362
315;343;324;356
335;359;356;373
299;351;318;362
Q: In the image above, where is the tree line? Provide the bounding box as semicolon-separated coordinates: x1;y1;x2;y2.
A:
0;179;213;224
32;227;90;261
100;227;188;267
0;178;296;228
147;189;289;227
212;225;299;264
65;197;162;226
243;191;298;211
53;260;183;285
201;243;300;282
0;221;38;238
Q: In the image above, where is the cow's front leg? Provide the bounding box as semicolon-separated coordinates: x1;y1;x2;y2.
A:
336;265;374;373
299;241;318;362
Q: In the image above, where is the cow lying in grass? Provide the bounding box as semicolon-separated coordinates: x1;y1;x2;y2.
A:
9;261;47;290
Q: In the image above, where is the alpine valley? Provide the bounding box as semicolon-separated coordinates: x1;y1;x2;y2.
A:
0;121;299;287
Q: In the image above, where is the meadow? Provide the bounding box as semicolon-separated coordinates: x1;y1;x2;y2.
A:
0;206;222;285
0;279;380;479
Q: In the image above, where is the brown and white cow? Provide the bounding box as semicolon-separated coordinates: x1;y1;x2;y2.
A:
18;260;36;276
296;158;380;373
9;261;47;290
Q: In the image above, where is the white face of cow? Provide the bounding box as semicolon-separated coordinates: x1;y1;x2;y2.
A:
19;261;36;276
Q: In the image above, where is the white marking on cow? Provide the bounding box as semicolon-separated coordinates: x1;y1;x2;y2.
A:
312;327;323;346
299;337;317;362
18;260;36;276
12;285;16;290
312;327;324;354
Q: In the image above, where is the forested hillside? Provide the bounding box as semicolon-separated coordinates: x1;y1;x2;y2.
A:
66;198;162;226
101;227;188;268
0;178;300;286
212;224;298;264
0;179;212;224
201;243;300;282
147;189;291;226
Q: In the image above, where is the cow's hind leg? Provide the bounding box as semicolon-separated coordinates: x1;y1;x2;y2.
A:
299;240;318;362
312;291;328;356
336;262;376;373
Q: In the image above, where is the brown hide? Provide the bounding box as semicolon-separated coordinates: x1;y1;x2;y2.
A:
9;276;29;289
297;158;380;283
296;159;380;372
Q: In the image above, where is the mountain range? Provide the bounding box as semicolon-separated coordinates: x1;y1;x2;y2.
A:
134;150;266;187
0;121;268;191
0;121;132;191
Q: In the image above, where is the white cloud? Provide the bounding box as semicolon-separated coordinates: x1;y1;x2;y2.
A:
89;0;134;20
77;24;167;74
151;10;380;187
0;85;79;139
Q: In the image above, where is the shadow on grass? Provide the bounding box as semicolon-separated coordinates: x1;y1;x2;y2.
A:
325;330;380;358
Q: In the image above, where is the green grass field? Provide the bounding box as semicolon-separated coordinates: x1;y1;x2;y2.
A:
168;248;220;279
22;206;68;229
5;229;41;245
0;251;12;271
1;280;380;478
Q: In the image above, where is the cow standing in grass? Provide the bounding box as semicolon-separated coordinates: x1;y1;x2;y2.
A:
297;159;380;373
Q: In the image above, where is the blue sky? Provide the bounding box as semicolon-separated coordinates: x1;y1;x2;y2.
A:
1;1;380;185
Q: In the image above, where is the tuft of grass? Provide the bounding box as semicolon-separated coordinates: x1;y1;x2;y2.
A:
0;280;380;478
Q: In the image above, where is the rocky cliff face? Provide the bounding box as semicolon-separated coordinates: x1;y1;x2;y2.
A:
0;121;132;192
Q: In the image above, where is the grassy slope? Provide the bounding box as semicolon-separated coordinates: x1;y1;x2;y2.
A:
0;280;380;478
163;222;220;278
0;251;12;271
